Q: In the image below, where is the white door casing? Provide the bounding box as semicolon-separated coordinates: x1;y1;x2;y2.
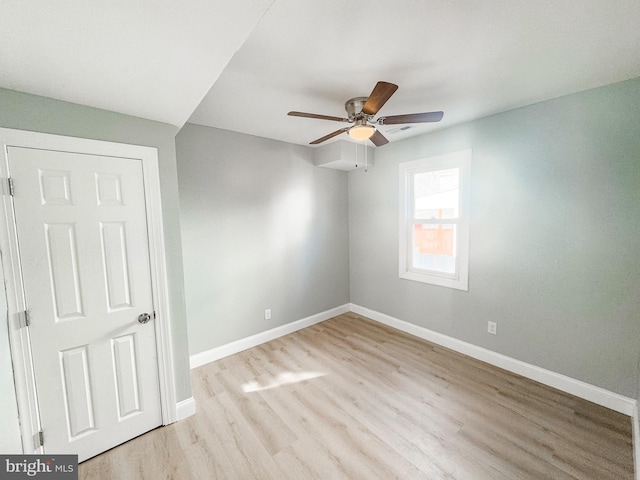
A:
0;128;176;460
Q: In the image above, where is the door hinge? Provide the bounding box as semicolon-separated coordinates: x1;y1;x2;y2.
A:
34;430;44;449
17;310;30;328
6;177;14;196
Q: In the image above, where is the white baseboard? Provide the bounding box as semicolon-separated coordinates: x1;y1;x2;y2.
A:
634;402;639;480
175;397;196;421
349;304;637;416
189;304;351;369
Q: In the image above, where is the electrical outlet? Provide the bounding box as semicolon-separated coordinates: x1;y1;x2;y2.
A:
487;321;497;335
264;309;271;320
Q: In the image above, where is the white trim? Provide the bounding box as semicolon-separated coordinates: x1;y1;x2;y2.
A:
398;150;471;291
190;304;350;369
176;397;197;421
0;127;178;454
633;402;639;480
349;304;637;416
0;186;41;454
140;151;177;425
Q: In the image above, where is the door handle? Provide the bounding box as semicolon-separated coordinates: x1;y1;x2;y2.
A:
137;313;152;324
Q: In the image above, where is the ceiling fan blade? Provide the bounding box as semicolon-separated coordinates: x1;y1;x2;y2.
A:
309;127;350;145
362;81;399;116
370;129;389;147
378;111;444;125
288;111;350;123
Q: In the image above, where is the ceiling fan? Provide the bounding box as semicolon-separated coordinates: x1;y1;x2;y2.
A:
288;81;443;147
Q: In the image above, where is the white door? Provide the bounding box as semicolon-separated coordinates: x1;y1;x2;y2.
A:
7;146;162;462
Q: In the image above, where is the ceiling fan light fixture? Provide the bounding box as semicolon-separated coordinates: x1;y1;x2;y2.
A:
349;124;375;141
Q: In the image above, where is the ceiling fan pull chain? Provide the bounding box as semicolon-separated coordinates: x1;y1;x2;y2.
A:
365;142;368;173
355;139;358;168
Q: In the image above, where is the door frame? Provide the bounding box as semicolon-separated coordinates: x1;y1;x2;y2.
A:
0;127;177;454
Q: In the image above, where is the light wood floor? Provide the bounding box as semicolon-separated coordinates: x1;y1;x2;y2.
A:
79;313;634;479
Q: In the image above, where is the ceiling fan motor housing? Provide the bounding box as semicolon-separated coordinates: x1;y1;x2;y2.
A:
345;97;371;122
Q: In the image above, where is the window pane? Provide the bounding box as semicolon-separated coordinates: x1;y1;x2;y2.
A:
414;168;459;219
412;223;456;274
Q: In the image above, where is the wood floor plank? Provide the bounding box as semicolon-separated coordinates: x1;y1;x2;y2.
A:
79;313;635;479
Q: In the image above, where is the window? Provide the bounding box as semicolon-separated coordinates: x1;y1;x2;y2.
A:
399;150;471;290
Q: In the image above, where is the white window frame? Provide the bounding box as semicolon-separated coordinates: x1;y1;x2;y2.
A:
399;149;471;291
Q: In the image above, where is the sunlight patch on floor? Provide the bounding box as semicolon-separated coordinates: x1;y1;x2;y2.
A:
241;371;326;393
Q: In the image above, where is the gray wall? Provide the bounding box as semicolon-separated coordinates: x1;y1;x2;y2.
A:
349;77;640;398
0;88;193;453
176;124;350;355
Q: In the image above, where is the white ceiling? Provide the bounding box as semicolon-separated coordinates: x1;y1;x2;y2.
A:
2;1;640;146
0;0;274;127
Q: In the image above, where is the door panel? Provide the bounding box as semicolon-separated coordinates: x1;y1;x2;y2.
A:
101;221;133;310
45;222;85;320
112;334;142;419
8;146;162;462
60;345;95;438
